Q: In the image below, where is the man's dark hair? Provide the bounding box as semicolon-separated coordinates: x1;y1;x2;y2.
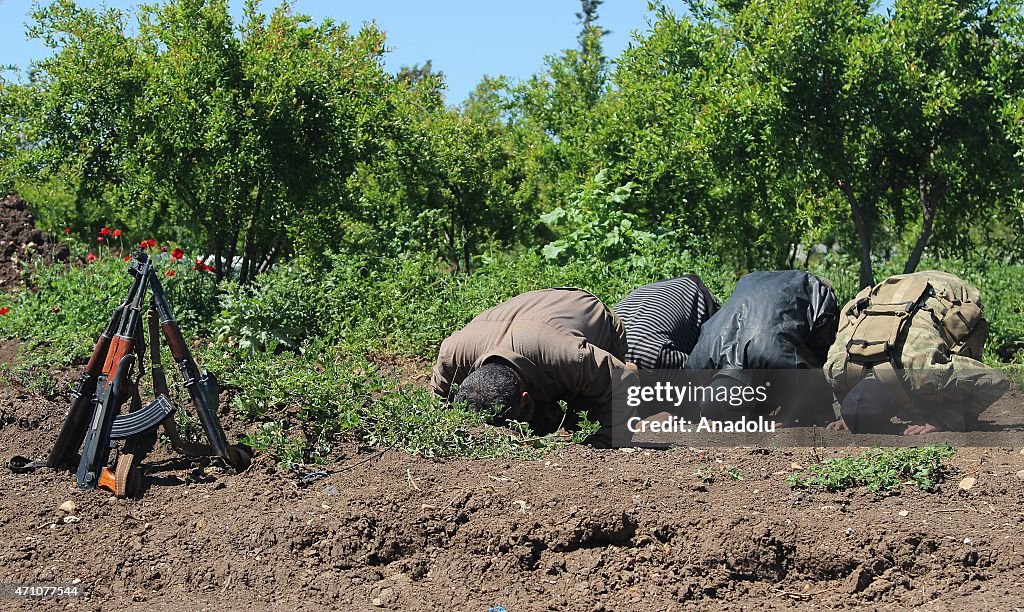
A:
454;362;522;415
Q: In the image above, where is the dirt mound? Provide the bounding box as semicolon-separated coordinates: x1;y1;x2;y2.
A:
0;192;69;288
1;369;1023;610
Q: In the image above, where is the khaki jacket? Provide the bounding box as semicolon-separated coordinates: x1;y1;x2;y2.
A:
430;288;632;443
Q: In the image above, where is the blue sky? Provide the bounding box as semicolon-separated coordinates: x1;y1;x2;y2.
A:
0;0;656;104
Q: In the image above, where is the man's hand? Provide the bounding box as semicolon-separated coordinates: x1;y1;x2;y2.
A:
903;423;942;435
826;418;848;431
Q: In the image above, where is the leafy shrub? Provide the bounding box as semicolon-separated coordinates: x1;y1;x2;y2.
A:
0;255;131;366
538;169;667;263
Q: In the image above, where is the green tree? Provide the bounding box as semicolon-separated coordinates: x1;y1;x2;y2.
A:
619;0;1024;286
1;0;399;281
888;0;1024;271
397;59;444;87
506;0;613;218
342;73;524;271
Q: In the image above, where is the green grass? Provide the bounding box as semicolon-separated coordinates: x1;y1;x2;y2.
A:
1;243;1020;466
0;245;722;464
787;446;956;492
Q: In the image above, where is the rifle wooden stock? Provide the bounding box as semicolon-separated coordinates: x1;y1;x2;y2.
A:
85;308;121;374
161;320;189;362
102;334;137;378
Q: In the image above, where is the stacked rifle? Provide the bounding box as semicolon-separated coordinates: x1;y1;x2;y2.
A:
19;250;250;497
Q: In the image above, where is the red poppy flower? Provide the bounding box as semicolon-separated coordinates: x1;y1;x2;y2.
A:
100;227;111;236
86;253;97;262
0;307;9;315
97;236;105;243
193;259;217;274
112;229;122;237
164;269;176;277
64;227;71;234
171;248;184;261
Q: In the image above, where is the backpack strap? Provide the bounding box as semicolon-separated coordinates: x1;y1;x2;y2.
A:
838;275;932;402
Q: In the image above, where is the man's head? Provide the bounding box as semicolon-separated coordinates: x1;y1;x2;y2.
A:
840;377;900;434
454;361;532;423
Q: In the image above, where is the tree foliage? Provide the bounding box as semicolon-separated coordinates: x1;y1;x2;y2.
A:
1;0;1022;283
2;0;399;280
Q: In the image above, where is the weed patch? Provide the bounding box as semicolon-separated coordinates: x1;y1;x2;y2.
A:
787;446;956;492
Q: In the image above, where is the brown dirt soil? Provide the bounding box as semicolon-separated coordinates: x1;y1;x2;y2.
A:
2;364;1024;611
0;192;69;289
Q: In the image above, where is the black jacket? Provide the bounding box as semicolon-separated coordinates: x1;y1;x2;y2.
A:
685;270;839;371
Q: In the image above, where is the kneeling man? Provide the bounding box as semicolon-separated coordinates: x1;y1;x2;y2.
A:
430;288;635;447
614;275;721;369
684;270;839;425
825;270;1009;435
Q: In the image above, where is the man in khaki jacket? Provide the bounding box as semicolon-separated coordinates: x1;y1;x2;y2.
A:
429;288;635;447
825;270;1009;434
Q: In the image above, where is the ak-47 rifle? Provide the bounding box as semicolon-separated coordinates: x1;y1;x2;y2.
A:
76;254;159;490
45;301;125;469
11;250;250;497
149;269;249;469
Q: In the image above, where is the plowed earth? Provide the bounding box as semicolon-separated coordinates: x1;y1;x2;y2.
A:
2;361;1023;611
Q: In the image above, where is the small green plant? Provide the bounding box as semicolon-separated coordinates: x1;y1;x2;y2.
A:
725;466;743;481
569;409;601;445
240;422;305;470
787;446;956;492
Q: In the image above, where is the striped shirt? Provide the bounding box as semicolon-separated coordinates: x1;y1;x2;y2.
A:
614;275;721;369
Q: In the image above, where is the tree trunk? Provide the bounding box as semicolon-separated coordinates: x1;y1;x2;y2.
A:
258;235;283;274
237;183;266;285
225;224;239;282
837;178;875;289
213;236;224;283
903;175;943;275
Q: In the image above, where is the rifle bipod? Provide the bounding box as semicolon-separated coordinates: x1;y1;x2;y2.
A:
12;250;251;498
